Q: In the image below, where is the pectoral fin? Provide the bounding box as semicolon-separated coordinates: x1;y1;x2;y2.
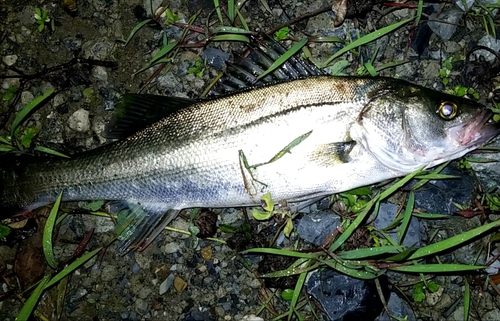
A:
310;141;356;166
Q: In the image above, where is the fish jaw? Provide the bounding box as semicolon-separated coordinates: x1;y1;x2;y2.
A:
448;110;500;147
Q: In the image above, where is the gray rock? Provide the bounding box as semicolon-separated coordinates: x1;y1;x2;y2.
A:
376;292;416;321
470;139;500;190
3;55;17;66
163;242;181;254
159;273;175;295
428;8;462;41
455;0;475;11
82;40;113;60
92;66;108;82
296;211;341;246
474;35;500;63
101;264;119;282
143;0;164;16
68;108;91;132
20;91;35;107
64;37;82;51
482;309;500;321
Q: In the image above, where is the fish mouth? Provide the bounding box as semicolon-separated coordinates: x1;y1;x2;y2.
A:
449;110;500;147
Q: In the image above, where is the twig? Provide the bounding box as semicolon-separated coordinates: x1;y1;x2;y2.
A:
266;4;331;36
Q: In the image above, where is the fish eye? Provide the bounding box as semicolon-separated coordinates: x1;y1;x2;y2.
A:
437;101;458;119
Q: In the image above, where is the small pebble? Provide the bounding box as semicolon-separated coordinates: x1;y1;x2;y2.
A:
200;246;213;261
174;276;187;293
3;55;18;66
68;108;90;132
159;274;175;295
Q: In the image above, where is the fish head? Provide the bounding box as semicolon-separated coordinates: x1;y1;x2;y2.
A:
353;81;500;172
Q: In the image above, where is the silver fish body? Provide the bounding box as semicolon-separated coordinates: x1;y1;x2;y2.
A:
2;76;498;249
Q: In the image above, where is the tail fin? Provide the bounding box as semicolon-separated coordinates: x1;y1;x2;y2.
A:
0;154;25;218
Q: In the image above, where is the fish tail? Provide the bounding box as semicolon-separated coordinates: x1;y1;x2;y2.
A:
0;155;25;218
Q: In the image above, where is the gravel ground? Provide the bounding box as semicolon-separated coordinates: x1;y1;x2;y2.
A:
2;0;500;320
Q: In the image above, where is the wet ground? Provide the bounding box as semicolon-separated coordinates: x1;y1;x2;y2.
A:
2;0;500;320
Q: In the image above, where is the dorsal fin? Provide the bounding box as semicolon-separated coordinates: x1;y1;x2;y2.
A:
103;94;195;139
207;35;324;96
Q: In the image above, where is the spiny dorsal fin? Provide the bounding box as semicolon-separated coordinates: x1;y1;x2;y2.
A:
103;94;195;139
208;35;323;96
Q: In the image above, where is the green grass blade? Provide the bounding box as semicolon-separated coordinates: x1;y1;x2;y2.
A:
378;167;423;200
244;247;320;259
256;38;308;80
381;214;404;231
11;88;54;139
34;145;70;158
235;7;249;31
465;157;497;163
323;260;382;279
407;219;500;261
213;0;223;24
415;0;424;27
259;0;272;13
412;213;450;219
43;191;63;269
411;161;449;191
211;34;249;42
16;275;51;321
44;247;103;289
0;136;11;144
119;19;152;46
310;36;345;43
56;275;69;320
337;246;403;260
0;144;17;152
385;244;417;262
464;278;470;321
321;18;413;68
135;40;178;74
228;0;235;23
212;26;253;34
329;204;373;253
414;173;458;180
398;191;414;244
330;168;423;253
260;262;319;278
364;61;377;76
389;264;485;273
288;271;307;320
375;60;409;73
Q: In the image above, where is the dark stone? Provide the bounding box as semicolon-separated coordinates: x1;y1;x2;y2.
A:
410;164;476;215
307;269;390;321
376;292;416;321
373;203;422;248
201;48;230;71
296;210;341;246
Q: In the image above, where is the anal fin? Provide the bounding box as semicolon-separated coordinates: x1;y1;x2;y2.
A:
107;201;180;253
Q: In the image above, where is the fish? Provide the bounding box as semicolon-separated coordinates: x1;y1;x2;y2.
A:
2;32;500;251
1;74;499;252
